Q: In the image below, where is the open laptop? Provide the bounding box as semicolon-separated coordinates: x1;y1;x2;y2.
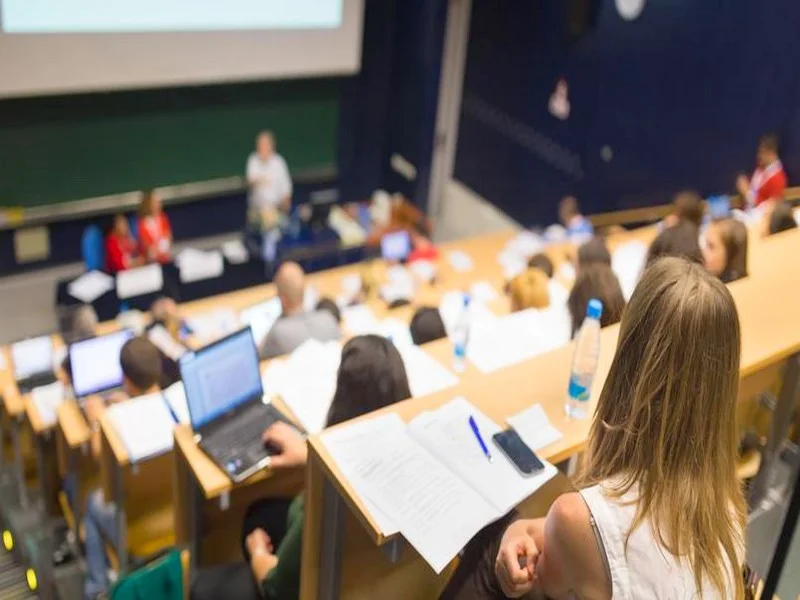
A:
69;329;135;399
179;327;293;482
11;335;57;394
381;230;411;262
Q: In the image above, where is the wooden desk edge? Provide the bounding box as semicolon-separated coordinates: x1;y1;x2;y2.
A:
57;400;91;449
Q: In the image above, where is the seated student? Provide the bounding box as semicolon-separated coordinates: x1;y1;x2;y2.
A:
315;297;342;324
577;236;611;269
259;262;341;359
105;213;141;274
559;196;594;238
443;258;746;600
82;337;163;600
567;264;625;336
191;335;412;600
407;227;439;264
138;189;172;264
767;202;798;235
409;306;447;345
663;190;705;229
508;268;550;312
646;220;703;266
527;253;554;278
736;133;787;209
703;218;748;283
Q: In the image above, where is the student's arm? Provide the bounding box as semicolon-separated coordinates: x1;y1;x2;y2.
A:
83;396;106;460
260;498;305;600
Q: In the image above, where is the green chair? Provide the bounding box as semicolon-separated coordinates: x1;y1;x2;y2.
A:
109;548;183;600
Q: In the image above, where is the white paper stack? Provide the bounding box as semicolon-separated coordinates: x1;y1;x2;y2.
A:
68;270;114;303
507;404;564;451
31;381;66;429
177;248;225;283
106;392;176;463
397;344;459;398
116;264;163;299
221;240;249;265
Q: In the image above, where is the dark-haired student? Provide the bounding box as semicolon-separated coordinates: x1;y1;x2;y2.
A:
567;264;625;336
577;236;611;270
527;253;553;278
703;218;748;283
663;190;704;229
646;221;703;267
767;202;798;236
315;297;342;324
191;335;412;600
83;338;163;599
410;307;447;345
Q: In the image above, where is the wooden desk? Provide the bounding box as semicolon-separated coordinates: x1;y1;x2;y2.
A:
299;228;800;600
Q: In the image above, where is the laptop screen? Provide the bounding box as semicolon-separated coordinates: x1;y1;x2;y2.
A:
11;335;54;380
180;328;263;430
381;230;411;262
69;329;135;398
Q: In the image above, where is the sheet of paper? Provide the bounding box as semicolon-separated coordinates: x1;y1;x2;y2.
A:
398;344;459;398
31;381;66;429
380;318;414;348
547;279;569;307
163;381;190;425
322;413;499;573
147;324;188;361
497;250;527;280
506;404;564;452
341;273;362;296
465;310;552;373
106;392;175;463
380;279;415;305
186;309;239;344
221;239;249;265
67;270;114;303
116;264;163;299
507;231;545;258
470;281;498;304
341;304;381;336
556;261;576;282
447;250;474;273
239;298;283;345
409;397;558;515
409;260;437;283
178;249;224;283
612;241;647;301
438;291;497;338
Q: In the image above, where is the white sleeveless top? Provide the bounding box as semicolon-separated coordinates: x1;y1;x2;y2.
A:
579;483;735;599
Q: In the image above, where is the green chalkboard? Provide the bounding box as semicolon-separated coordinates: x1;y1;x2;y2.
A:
0;78;340;207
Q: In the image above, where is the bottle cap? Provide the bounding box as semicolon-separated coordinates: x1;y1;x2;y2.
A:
463;293;471;307
586;298;603;320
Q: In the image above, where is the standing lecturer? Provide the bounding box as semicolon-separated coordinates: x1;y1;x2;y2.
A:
246;131;293;231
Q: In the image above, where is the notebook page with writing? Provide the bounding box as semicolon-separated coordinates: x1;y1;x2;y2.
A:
105;392;176;463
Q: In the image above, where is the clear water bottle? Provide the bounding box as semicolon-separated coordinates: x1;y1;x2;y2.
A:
452;294;471;373
565;298;603;419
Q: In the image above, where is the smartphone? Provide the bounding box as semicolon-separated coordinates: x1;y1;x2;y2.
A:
492;429;545;476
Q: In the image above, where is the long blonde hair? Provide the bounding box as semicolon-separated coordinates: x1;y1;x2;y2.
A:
580;257;746;599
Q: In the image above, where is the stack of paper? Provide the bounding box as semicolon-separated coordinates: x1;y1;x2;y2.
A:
221;240;249;265
68;270;114;303
176;248;225;283
506;404;564;451
116;264;163;299
163;381;190;425
447;250;474;272
106;392;176;463
612;241;648;301
31;381;66;428
322;397;557;573
186;309;238;344
147;324;188;361
239;298;283;346
397;344;459;398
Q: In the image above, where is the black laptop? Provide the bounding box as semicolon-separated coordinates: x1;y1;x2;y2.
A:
179;327;294;482
11;336;57;395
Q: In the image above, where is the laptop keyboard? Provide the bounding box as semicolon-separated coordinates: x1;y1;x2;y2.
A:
17;371;57;395
207;405;279;461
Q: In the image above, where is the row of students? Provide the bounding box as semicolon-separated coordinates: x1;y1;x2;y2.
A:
105;190;173;273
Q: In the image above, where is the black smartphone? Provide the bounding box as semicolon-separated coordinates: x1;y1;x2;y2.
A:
492;429;545;476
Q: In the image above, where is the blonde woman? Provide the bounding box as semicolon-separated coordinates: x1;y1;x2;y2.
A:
494;257;746;599
508;268;551;312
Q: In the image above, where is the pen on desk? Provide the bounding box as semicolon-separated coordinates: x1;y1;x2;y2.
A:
468;415;492;462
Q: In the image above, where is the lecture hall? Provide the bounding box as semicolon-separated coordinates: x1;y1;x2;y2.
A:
0;1;799;599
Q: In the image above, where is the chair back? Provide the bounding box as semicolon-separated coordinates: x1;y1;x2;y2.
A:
81;225;105;271
110;548;183;600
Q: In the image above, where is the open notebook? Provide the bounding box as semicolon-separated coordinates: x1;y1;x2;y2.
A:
322;397;557;573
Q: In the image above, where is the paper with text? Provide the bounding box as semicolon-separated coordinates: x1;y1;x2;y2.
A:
116;264;163;299
68;270;114;303
398;344;459;398
106;392;175;462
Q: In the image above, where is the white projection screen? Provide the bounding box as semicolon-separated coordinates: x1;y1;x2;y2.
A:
0;0;363;98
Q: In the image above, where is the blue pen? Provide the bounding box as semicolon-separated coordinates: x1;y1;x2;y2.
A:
468;415;492;462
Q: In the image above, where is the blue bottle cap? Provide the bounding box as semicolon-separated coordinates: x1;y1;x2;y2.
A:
586;298;603;320
463;293;471;307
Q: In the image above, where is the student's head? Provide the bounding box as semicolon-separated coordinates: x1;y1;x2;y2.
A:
112;213;130;237
558;195;580;226
274;262;306;315
68;304;99;343
703;218;748;283
316;297;341;324
139;189;162;218
508;268;550;312
151;296;181;338
672;190;705;228
757;133;780;167
567;264;625;336
646;221;703;267
326;335;411;427
577;236;611;270
256;131;275;160
768;202;798;235
581;257;745;599
409;307;447;346
119;337;163;397
527;253;553;278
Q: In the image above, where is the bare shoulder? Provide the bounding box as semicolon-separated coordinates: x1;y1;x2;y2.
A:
547;492;593;539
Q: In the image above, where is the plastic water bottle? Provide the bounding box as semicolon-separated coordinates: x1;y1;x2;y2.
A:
565;298;603;419
452;294;471;373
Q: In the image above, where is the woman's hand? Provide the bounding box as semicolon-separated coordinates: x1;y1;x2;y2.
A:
495;519;540;597
246;528;274;556
263;422;307;469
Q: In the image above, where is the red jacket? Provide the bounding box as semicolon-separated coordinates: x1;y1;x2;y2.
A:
139;213;172;263
751;161;788;207
105;233;137;273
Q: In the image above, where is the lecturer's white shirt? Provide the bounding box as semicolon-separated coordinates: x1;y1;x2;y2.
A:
246;152;293;211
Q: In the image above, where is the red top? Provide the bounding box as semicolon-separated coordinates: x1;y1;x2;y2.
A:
105;233;137;273
138;213;172;263
751;161;788;207
407;244;439;263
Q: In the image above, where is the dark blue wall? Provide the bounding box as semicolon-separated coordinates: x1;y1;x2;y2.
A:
454;0;800;226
